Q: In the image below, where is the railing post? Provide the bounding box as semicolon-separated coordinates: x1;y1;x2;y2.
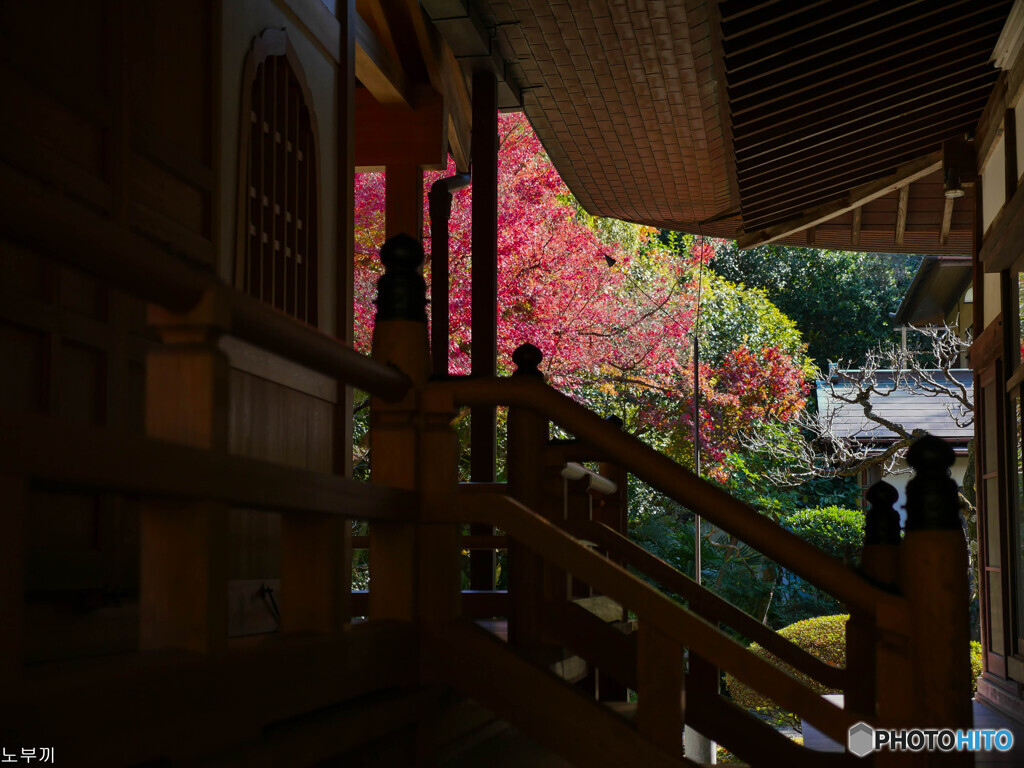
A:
637;619;684;758
369;234;431;622
849;481;901;716
507;343;551;647
0;475;27;682
900;435;973;764
142;291;229;652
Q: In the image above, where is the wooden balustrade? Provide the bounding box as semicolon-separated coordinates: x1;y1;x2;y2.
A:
435;344;974;765
454;492;858;746
568;520;847;691
438;373;903;624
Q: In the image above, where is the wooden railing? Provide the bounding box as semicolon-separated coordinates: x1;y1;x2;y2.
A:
419;342;973;766
438;373;901;623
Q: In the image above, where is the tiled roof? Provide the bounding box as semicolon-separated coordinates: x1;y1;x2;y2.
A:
815;369;974;443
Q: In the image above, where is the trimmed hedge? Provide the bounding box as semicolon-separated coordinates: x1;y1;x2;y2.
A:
725;615;983;718
725;614;846;715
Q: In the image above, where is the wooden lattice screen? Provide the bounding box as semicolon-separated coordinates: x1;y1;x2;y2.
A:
237;31;319;325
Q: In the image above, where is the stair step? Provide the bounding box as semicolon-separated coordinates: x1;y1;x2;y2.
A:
440;725;574;767
521;645;589;684
573;595;626;623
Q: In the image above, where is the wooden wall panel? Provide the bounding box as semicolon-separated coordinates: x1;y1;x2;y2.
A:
226;366;336;579
0;0;217;663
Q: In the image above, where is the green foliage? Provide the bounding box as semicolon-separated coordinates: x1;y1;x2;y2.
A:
784;507;864;563
724;614;848;718
709;244;920;369
698;273;810;373
971;641;983;692
725;616;983;721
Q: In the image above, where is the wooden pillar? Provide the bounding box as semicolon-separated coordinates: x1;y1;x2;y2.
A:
636;620;683;758
849;481;901;717
507;343;548;647
333;0;357;623
469;69;499;591
900;436;973;764
142;292;229;652
370;235;430;621
385;163;424;241
0;476;26;682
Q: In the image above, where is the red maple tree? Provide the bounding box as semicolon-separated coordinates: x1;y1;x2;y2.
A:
354;113;806;477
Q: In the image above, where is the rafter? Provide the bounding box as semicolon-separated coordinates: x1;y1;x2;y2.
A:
737;152;941;249
354;11;412;107
940;197;955;245
895;185;910;245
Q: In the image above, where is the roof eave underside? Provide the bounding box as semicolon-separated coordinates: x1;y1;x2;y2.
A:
458;0;1012;254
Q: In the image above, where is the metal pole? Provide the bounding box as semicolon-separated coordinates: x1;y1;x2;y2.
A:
685;275;715;764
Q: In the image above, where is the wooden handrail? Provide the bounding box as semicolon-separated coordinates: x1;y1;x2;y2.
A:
570;520;847;690
438;376;902;621
0;409;416;521
0;168;411;401
455;493;859;745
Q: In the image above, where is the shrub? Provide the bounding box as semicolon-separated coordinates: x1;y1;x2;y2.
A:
725;616;985;717
783;506;864;564
970;640;982;693
767;508;865;627
725;614;847;715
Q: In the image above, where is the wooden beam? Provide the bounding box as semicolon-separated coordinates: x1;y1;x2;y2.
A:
0;408;417;519
1006;107;1018;203
737;152;942;249
851;205;862;246
355;86;446;170
354;10;412;108
895;184;910;246
940;197;955;245
397;0;472;171
742;129;971;227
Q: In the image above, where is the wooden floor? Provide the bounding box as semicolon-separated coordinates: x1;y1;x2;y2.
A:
803;696;1024;763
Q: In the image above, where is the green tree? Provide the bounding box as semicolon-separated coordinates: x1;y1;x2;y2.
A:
709;243;920;369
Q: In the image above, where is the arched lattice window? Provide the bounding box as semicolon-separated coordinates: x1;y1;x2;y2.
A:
235;29;319;325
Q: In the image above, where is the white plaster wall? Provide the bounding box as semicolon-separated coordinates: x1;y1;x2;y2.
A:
983;135;1006;233
984;271;1002;328
884;455;969;526
219;0;339;336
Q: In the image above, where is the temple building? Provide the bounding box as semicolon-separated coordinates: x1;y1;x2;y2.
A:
1;0;1022;764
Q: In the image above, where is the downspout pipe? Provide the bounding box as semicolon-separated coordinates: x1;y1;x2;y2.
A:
428;172;471;378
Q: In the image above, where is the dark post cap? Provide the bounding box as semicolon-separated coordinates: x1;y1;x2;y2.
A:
512;343;544;378
375;234;427;322
605;415;624;429
864;480;901;546
905;433;961;531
